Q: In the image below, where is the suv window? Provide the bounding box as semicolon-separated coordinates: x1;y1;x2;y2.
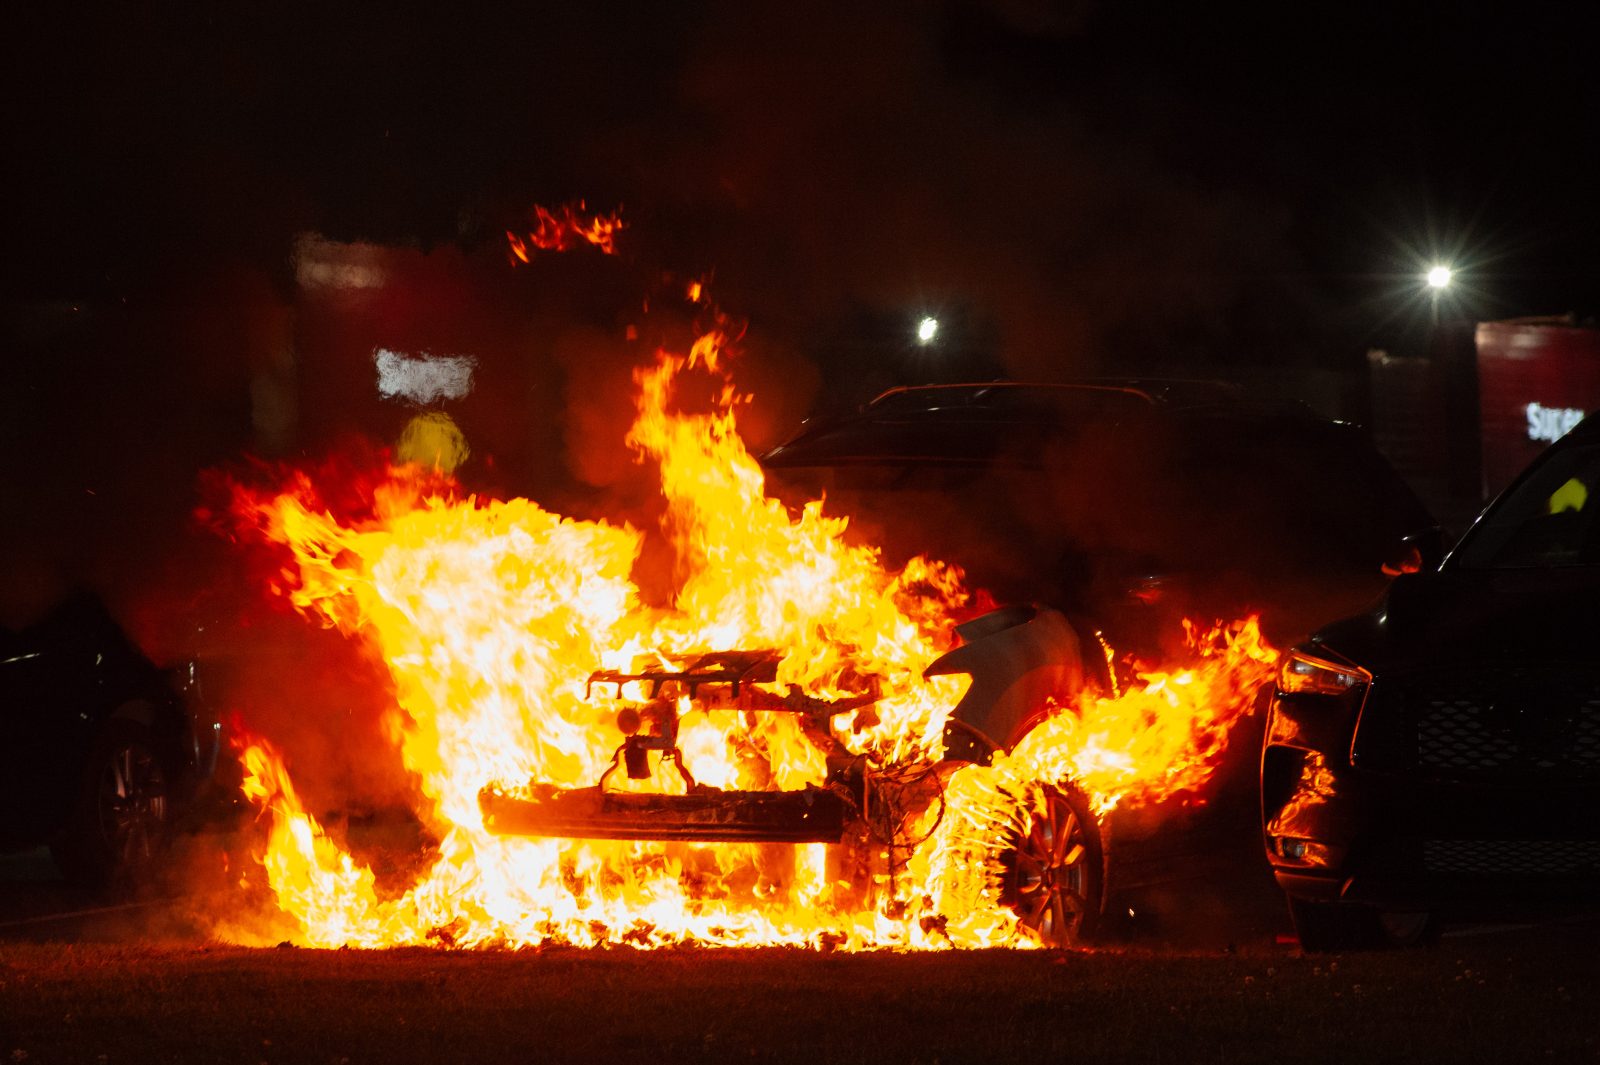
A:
1452;443;1600;568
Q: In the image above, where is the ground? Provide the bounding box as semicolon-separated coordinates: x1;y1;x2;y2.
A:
2;849;1597;1064
3;930;1597;1064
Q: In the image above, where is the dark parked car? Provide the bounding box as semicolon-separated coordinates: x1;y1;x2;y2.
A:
758;381;1438;935
762;381;1435;655
469;379;1445;947
0;593;223;886
1264;413;1600;949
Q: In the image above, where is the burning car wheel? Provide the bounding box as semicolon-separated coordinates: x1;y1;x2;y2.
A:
1003;783;1103;947
52;720;172;887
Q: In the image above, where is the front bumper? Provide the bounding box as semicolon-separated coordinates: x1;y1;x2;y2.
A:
479;784;851;844
1276;843;1600;915
1262;690;1600;914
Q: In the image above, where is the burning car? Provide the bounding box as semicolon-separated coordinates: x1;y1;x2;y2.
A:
758;382;1432;905
216;349;1278;951
1264;413;1600;950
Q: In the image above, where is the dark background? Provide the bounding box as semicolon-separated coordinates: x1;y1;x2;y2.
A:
4;0;1597;625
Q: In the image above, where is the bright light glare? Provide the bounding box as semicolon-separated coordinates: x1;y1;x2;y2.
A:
375;349;478;403
916;316;939;344
1425;265;1453;289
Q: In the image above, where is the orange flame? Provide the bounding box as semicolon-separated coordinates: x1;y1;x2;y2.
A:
507;201;624;262
218;328;1276;950
1011;618;1277;816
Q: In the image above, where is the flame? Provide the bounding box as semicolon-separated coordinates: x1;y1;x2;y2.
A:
507;201;624;262
1009;618;1277;817
217;327;1276;950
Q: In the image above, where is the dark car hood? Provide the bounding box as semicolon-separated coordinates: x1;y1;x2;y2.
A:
1312;565;1600;673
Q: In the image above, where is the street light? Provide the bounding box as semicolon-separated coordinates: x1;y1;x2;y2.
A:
916;316;939;344
1425;265;1453;328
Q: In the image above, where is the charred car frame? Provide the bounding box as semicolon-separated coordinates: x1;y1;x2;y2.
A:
480;602;1104;945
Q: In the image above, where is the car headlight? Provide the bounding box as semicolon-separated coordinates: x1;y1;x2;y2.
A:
1277;649;1371;696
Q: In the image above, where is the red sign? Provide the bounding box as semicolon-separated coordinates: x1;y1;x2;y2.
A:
1476;319;1600;497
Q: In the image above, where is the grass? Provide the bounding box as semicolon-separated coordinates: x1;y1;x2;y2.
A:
2;923;1596;1065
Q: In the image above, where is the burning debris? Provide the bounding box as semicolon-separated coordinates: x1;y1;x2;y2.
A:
506;201;626;263
211;310;1277;950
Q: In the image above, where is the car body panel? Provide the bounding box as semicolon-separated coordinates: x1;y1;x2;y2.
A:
927;604;1085;750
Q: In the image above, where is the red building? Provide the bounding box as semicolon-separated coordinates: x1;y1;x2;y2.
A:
1477;317;1600;498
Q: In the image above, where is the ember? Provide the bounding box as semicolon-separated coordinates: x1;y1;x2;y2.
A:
506;201;625;262
214;295;1276;950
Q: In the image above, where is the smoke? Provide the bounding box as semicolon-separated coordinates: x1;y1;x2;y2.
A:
0;2;1313;868
566;1;1300;392
552;326;646;493
2;2;1309;614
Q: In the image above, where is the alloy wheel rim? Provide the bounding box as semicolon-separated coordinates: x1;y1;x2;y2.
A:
1011;789;1089;947
96;742;168;866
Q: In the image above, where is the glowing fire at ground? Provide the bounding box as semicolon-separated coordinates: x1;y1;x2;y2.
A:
216;327;1276;950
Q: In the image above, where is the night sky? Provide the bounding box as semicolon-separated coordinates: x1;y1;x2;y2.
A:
10;4;1599;346
4;1;1598;616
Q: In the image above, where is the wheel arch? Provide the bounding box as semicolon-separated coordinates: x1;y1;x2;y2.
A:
930;604;1088;752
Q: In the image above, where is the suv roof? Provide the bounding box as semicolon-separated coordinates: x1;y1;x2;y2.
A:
762;379;1321;470
862;379;1260;416
759;377;1434;640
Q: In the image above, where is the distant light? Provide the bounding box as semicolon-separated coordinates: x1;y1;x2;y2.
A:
916;316;939;344
1425;265;1453;289
375;349;478;403
295;234;387;290
1527;401;1586;444
397;411;471;473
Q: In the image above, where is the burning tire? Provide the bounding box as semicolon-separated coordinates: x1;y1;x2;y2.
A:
51;719;172;888
999;782;1104;947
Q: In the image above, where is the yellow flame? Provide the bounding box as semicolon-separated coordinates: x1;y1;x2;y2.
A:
223;330;1276;950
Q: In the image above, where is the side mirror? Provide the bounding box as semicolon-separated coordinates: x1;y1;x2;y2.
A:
1381;527;1448;578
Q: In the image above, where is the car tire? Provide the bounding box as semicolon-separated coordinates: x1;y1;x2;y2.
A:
1288;896;1438;952
1001;782;1105;948
51;719;172;888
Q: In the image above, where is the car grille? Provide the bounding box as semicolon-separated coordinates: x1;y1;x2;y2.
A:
1423;839;1600;877
1354;665;1600;781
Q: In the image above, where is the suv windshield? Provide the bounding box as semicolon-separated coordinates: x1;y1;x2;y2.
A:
1452;442;1600;569
763;403;1431;611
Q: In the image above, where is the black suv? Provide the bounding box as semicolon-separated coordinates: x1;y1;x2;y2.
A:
1264;414;1600;949
762;381;1434;656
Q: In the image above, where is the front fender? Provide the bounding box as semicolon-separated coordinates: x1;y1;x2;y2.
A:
928;605;1086;751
